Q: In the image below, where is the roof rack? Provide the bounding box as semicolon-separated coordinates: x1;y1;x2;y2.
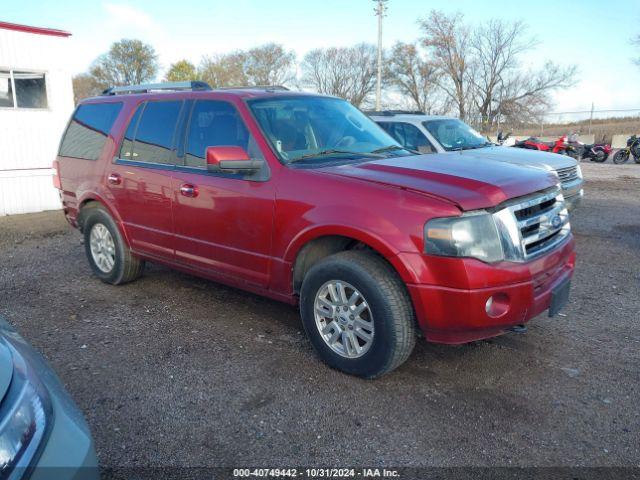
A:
102;81;212;96
365;110;426;116
215;85;290;92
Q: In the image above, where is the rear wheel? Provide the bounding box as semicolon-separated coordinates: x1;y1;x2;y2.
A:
299;251;416;378
613;150;630;164
592;150;607;163
82;205;145;285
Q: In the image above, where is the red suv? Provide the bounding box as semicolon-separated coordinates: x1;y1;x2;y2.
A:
55;82;575;378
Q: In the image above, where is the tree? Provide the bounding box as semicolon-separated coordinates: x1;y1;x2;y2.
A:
89;39;158;86
244;43;296;86
165;60;198;82
470;19;576;127
198;52;248;88
72;73;104;103
633;34;640;67
301;43;377;107
419;10;474;120
385;42;442;113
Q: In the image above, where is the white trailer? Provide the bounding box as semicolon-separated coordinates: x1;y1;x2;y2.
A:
0;21;74;215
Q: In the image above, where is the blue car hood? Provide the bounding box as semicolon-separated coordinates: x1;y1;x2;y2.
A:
0;337;13;402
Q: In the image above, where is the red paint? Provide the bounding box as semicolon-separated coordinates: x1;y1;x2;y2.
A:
0;21;71;37
56;89;576;343
206;146;250;167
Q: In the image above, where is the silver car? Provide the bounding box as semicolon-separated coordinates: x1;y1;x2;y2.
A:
370;112;584;209
0;316;98;480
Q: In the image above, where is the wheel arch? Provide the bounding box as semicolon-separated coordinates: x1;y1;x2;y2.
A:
287;226;418;295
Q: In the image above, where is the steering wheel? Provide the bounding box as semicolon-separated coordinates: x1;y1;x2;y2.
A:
336;136;356;148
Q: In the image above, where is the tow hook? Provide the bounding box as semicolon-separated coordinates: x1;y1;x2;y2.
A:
509;324;528;334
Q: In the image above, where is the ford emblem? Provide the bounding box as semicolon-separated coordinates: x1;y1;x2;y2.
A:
551;215;562;228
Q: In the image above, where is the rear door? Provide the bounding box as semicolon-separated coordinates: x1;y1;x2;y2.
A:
170;99;275;287
108;100;185;260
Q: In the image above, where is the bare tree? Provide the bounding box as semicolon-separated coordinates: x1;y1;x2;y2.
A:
419;10;474;120
72;73;104;104
633;34;640;67
244;43;296;86
471;19;576;128
198;52;248;88
384;42;442;113
89;39;158;86
164;60;198;82
301;43;377;107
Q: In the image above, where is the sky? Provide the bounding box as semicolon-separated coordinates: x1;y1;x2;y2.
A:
4;0;640;117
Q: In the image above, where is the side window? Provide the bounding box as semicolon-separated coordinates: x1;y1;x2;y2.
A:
132;101;182;164
377;122;405;146
119;104;144;160
59;102;123;160
185;100;252;168
400;123;434;153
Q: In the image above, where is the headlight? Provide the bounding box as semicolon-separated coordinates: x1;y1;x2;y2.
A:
424;212;504;263
0;341;51;478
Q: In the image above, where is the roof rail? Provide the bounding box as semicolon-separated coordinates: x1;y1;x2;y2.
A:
365;110;426;116
102;81;212;96
215;85;290;92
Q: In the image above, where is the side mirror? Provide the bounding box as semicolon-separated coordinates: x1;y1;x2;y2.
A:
206;146;263;172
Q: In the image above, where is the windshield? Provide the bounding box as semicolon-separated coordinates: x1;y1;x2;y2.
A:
248;96;410;164
423;119;491;151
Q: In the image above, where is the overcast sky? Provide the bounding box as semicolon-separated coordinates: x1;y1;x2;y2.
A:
6;0;640;116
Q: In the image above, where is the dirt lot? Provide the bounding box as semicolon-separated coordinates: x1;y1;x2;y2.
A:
0;163;639;473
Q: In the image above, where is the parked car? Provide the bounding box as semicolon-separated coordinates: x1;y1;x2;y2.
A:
0;316;98;480
369;111;583;210
55;82;576;378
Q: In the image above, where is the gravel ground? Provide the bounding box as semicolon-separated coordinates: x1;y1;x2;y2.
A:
0;162;638;472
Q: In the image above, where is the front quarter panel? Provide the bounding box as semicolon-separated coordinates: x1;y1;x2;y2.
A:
272;166;460;293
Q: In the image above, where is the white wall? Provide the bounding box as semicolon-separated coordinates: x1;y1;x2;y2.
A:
0;27;74;215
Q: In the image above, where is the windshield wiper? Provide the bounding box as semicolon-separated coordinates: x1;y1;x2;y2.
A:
289;149;383;164
370;145;407;154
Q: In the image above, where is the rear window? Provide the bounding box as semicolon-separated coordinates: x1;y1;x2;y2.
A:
59;102;123;160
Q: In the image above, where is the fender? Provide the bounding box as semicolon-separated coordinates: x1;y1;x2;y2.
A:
76;190;133;248
282;224;420;285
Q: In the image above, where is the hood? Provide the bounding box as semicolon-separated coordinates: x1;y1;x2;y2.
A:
316;154;558;211
452;145;577;171
0;336;13;402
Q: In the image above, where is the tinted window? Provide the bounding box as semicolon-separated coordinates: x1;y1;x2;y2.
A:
423;119;490;151
59;102;123;160
119;104;144;160
185;100;251;168
133;101;182;164
378;122;434;153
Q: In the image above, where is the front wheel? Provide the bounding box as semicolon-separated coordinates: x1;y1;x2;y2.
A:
299;251;417;378
613;150;630;164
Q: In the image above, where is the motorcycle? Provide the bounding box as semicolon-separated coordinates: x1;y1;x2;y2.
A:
513;135;575;156
496;131;512;146
567;134;611;162
613;135;640;164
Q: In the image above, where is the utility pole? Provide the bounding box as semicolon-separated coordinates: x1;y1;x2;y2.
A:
588;102;594;135
373;0;388;111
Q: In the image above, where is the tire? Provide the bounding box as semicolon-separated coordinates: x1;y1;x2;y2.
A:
81;204;144;285
591;151;607;163
613;150;630;164
299;251;417;379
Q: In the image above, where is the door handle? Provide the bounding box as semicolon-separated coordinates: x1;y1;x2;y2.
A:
107;173;121;185
180;183;199;198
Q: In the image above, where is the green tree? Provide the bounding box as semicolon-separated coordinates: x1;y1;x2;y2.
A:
165;60;198;82
90;39;158;86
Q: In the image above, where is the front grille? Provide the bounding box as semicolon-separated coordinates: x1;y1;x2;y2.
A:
511;189;570;259
555;166;579;186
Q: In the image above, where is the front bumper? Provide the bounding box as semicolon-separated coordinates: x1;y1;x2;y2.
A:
400;236;576;344
0;317;99;480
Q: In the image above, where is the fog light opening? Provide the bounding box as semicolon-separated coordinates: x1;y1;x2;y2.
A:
485;293;510;318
